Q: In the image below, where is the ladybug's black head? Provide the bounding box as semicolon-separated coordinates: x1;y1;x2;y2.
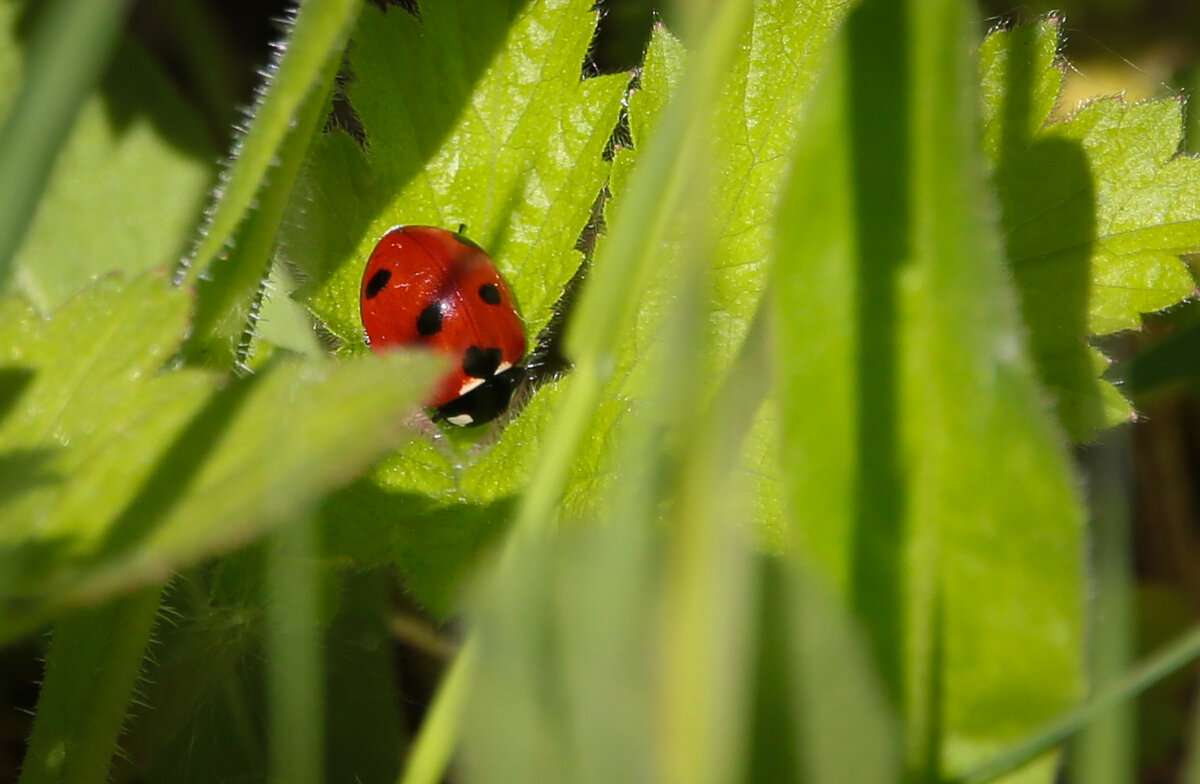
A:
434;365;526;427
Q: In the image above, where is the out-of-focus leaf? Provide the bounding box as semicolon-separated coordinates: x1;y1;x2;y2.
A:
775;3;1084;783
0;273;440;639
0;0;137;289
0;1;213;311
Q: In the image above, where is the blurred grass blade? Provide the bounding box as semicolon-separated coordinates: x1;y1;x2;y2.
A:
401;1;754;779
19;587;162;784
397;637;478;784
512;0;752;536
775;0;1085;777
1071;437;1136;784
657;285;768;784
0;0;133;291
951;621;1200;784
266;514;323;784
780;563;900;784
1184;671;1200;784
177;0;361;288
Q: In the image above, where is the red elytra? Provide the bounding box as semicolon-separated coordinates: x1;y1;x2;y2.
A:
360;225;527;426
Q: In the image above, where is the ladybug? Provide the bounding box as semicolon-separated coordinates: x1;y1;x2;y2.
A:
360;225;526;427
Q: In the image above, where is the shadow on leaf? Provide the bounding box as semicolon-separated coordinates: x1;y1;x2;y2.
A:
321;477;514;618
992;22;1097;440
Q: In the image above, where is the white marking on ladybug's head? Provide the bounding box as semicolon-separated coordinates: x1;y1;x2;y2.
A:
459;377;485;396
495;361;512;374
447;413;474;426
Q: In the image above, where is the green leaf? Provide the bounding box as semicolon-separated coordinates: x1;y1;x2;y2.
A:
0;2;214;311
288;0;625;346
775;2;1084;782
283;0;626;611
981;17;1200;440
554;0;853;525
0;273;440;639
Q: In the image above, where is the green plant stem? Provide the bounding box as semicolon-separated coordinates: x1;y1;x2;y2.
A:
177;0;362;288
949;620;1200;784
0;0;133;291
266;514;324;784
183;45;345;370
19;586;163;784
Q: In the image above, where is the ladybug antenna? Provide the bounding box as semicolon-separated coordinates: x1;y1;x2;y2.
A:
458;222;468;235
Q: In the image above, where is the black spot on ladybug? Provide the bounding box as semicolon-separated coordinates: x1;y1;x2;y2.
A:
479;283;502;305
462;346;502;379
365;268;391;299
417;302;443;336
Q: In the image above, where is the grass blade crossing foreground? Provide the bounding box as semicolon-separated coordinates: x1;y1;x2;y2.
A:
512;0;754;537
950;621;1200;784
266;514;324;784
775;0;1085;776
397;1;754;782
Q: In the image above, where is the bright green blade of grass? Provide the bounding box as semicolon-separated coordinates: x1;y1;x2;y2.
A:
548;0;854;530
775;1;1085;781
512;0;755;537
0;0;134;290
